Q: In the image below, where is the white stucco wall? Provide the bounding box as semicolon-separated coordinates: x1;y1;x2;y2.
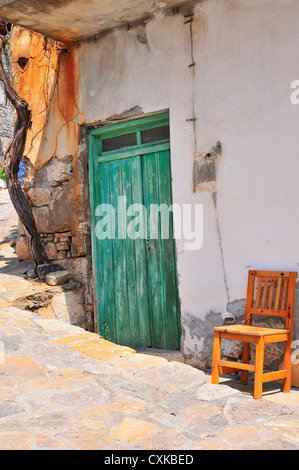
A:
77;0;299;363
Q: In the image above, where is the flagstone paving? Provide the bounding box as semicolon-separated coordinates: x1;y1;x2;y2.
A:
0;188;299;450
0;305;298;450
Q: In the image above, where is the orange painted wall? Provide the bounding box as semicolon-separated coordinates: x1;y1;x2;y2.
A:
11;26;80;168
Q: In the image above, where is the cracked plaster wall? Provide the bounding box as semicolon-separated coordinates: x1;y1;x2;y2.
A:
76;2;299;371
11;26;93;330
11;1;299;371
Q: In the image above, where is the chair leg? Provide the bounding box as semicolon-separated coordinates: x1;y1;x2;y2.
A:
283;338;292;393
211;331;221;384
241;342;250;385
254;336;264;399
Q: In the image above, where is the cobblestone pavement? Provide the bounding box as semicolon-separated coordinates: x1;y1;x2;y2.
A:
0;189;298;451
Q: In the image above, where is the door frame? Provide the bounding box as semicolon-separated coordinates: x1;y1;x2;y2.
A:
89;111;181;346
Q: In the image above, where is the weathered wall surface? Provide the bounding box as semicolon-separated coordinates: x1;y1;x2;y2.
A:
76;0;299;369
11;26;93;331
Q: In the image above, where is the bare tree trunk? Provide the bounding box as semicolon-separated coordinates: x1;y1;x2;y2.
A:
0;35;49;270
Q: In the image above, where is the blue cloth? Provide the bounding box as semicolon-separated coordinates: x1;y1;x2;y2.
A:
18;159;29;185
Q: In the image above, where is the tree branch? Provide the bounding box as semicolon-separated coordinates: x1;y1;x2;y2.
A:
0;34;49;271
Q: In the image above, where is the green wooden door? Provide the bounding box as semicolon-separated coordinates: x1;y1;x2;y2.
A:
89;112;181;349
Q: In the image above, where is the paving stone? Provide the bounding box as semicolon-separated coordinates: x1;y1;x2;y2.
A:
0;354;47;379
197;439;229;450
36;433;67;450
157;394;195;414
0;331;23;351
50;384;110;409
195;382;240;401
219;426;264;448
78;407;122;431
0;401;25;418
61;429;114;450
245;437;297;450
223;396;293;426
264;420;299;445
110;417;159;442
66;338;135;361
52;332;98;345
118;429;196;450
178;403;222;424
109;396;147;413
0;432;32;450
130;361;206;393
149;408;190;431
13;319;32;329
110;381;165;403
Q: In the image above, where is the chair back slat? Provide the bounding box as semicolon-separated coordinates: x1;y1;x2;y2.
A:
281;278;288;311
245;270;297;329
268;278;275;309
274;277;282;310
254;276;263;308
260;276;268;309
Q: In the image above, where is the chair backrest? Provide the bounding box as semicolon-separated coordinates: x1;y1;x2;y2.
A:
245;270;297;331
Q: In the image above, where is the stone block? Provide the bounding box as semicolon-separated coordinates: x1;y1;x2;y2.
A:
71;233;90;257
56;231;72;237
56;241;69;251
56;256;91;285
18;218;25;235
44;242;58;261
110;417;158;442
27;187;52;207
36;263;63;282
25;268;36;279
38;289;86;326
16;236;31;261
133;361;206;393
48;185;72;232
45;270;72;286
195;383;240;401
32;206;51;233
58;237;70;242
57;251;67;259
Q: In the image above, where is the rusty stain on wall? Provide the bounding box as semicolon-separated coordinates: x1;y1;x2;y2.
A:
11;26;81;169
11;26;92;330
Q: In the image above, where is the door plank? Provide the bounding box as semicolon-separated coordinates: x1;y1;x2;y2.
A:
157;150;181;349
109;160;131;346
130;156;152;347
98;161;117;342
143;152;166;349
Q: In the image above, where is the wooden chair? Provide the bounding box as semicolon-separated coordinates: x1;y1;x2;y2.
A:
211;270;297;399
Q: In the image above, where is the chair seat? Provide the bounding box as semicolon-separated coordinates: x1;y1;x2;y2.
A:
214;324;289;336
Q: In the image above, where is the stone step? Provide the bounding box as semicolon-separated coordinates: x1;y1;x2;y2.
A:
136;348;185;364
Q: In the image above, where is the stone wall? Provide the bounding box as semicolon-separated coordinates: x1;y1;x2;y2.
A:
15;131;94;331
11;27;93;331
